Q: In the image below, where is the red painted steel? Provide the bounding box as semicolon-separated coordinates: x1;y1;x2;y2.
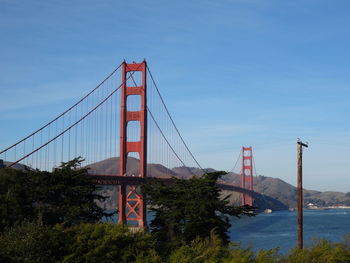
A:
241;146;253;206
118;61;147;228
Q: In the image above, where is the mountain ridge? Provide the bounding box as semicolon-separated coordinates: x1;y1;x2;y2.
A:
88;157;350;211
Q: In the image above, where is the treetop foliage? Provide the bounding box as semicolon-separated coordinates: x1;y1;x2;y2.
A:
143;171;255;252
0;157;111;230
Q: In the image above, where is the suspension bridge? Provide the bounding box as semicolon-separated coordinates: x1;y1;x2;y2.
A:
0;60;256;228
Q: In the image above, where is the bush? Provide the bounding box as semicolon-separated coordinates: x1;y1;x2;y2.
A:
0;222;163;263
0;221;349;262
223;243;255;263
286;238;350;263
63;223;162;263
254;249;283;263
0;221;69;263
168;229;226;263
168;236;350;263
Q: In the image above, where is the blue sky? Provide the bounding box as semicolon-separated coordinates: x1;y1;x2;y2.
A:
0;0;349;191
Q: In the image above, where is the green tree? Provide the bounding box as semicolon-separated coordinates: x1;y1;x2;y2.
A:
0;168;34;231
63;223;162;263
27;158;111;226
143;172;255;252
0;157;111;229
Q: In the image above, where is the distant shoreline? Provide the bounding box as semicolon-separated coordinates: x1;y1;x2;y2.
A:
325;206;350;209
305;206;350;210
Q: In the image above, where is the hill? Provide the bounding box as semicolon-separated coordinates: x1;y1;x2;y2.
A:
89;157;350;211
221;172;350;208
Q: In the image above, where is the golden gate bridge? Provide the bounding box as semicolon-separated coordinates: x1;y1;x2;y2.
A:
0;60;255;228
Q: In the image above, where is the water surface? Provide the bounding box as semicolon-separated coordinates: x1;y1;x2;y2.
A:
229;209;350;253
105;209;350;253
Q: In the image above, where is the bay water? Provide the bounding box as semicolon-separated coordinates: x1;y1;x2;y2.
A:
105;209;350;254
229;209;350;253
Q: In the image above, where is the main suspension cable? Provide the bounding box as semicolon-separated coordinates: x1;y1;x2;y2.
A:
230;150;242;173
147;106;194;174
0;63;123;155
8;63;141;167
146;65;204;172
128;70;197;175
252;154;258;177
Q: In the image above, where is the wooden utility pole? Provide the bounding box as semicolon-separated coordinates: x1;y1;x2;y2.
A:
297;139;308;249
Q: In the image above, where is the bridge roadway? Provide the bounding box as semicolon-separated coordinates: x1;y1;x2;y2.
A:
91;175;254;195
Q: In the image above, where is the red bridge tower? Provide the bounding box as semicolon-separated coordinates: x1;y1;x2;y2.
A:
118;61;147;228
241;146;254;206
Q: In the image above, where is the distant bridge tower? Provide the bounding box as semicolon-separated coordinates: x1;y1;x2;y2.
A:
118;61;147;228
241;146;253;206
